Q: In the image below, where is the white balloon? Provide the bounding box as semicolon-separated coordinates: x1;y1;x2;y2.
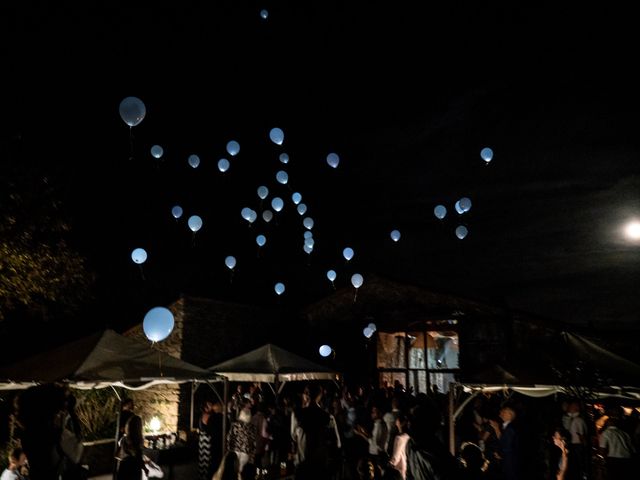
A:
292;192;302;204
326;270;337;282
269;127;284;145
262;210;273;222
434;205;447;220
271;197;284;212
303;217;314;230
319;345;332;357
390;230;401;242
171;205;183;219
456;225;468;239
363;327;374;339
480;147;493;163
279;153;290;164
455;201;464;214
276;171;289;184
241;207;253;221
343;247;354;261
303;244;313;254
304;237;315;248
256;234;267;247
119;97;146;127
297;203;307;215
143;307;174;342
260;9;269;19
188;154;200;168
303;231;313;239
188;215;203;232
150;145;164;159
131;248;147;265
218;158;230;172
225;256;236;270
227;140;240;156
326;153;340;168
274;282;285;295
248;210;258;223
367;322;377;332
459;197;472;212
351;273;364;289
257;186;269;200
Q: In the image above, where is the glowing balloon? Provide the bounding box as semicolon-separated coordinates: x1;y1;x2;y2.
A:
297;203;307;216
257;186;269;200
303;244;313;254
367;322;377;332
262;210;273;222
269;128;284;145
292;192;302;204
256;235;266;247
188;215;203;232
351;273;363;289
303;217;314;230
150;145;164;159
363;327;374;338
480;147;493;163
119;97;146;127
218;158;230;172
459;197;472;212
248;210;257;223
188;154;200;168
327;270;337;282
326;153;340;168
276;171;289;184
319;345;332;357
343;247;354;261
227;140;240;156
274;282;285;295
456;225;468;239
271;197;284;212
171;206;183;219
225;256;236;270
131;248;147;264
455;201;464;214
390;230;401;242
241;208;253;222
304;237;315;248
434;205;447;220
260;9;269;20
303;231;313;239
143;307;174;342
279;153;290;164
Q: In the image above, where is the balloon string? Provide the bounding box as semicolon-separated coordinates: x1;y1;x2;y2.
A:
192;232;196;247
331;281;336;291
129;127;134;161
138;265;146;281
229;271;234;284
158;349;163;377
353;289;358;303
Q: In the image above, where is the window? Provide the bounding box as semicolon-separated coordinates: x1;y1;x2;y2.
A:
377;326;459;393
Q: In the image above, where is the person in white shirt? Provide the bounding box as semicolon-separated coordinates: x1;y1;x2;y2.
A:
566;401;588;480
599;411;635;480
0;448;28;480
388;414;410;480
355;405;389;462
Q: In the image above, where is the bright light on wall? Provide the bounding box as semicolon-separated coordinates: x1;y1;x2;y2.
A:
625;220;640;241
149;416;162;433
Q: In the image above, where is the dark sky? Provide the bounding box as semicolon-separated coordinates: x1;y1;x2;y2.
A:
2;1;640;335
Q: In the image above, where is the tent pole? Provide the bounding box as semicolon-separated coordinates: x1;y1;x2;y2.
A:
222;377;229;458
190;382;196;432
448;384;455;456
111;387;122;480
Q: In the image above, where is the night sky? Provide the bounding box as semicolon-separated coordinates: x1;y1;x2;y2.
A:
2;1;640;346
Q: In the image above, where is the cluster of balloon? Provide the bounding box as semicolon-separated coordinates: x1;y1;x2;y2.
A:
225;255;237;283
351;273;364;302
319;344;332;358
143;307;175;343
241;208;258;226
119;96;146;159
131;248;148;280
363;322;377;339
